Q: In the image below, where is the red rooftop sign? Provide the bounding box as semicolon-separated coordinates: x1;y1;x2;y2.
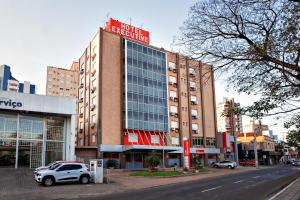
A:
105;18;150;45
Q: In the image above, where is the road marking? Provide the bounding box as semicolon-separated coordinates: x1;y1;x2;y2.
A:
234;180;244;184
201;186;222;193
268;177;300;200
253;176;260;179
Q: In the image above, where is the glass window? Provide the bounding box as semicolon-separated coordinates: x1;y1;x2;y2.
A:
125;40;168;132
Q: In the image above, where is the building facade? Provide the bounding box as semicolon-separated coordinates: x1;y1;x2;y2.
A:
75;19;219;168
0;65;36;94
0;91;76;168
237;133;278;165
46;62;79;97
216;97;243;134
243;121;269;133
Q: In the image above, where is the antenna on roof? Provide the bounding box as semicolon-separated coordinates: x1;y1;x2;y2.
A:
106;12;110;21
129;17;132;25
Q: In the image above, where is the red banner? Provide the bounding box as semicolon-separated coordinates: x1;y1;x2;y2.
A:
105;18;150;45
184;139;190;156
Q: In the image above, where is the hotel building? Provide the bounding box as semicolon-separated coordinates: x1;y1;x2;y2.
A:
75;18;219;168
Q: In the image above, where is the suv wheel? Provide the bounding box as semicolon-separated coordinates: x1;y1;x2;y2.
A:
80;175;89;184
42;176;55;187
228;165;232;169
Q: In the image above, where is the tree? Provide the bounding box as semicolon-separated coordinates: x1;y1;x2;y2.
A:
178;0;300;121
145;155;160;171
286;129;300;150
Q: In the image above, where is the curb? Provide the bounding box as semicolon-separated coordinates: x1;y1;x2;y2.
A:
268;176;300;200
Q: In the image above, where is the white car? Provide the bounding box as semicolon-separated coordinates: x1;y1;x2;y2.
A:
213;160;237;169
35;162;91;186
34;161;62;175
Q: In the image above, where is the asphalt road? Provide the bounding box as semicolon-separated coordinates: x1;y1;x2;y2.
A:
79;166;300;200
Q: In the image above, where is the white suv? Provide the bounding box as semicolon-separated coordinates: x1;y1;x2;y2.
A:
34;162;91;186
213;160;237;169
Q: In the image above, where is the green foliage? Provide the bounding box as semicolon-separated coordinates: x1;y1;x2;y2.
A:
145;155;160;167
286;130;300;150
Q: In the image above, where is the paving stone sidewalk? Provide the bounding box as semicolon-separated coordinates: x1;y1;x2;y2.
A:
272;175;300;200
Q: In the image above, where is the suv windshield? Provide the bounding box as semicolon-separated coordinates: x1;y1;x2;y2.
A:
49;163;61;170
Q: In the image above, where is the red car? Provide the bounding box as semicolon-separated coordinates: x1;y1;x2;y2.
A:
240;160;255;166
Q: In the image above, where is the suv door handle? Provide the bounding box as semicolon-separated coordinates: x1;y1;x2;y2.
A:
80;171;83;172
67;172;71;173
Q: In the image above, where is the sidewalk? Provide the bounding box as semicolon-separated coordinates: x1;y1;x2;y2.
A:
271;176;300;200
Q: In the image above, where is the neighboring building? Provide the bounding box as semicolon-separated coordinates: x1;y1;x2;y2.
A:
0;90;76;168
0;65;36;94
75;18;219;168
216;97;243;134
46;61;79;97
244;121;269;133
237;133;279;165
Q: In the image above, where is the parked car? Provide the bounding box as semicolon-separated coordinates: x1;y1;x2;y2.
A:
34;162;91;186
213;160;237;169
34;161;62;175
291;159;300;166
240;160;256;167
34;161;84;175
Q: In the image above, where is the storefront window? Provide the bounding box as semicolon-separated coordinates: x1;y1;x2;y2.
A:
0;114;66;168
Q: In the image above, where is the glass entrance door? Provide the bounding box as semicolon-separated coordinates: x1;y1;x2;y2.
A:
125;152;143;169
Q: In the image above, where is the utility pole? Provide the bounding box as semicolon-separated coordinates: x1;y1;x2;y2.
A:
253;119;259;169
230;100;239;166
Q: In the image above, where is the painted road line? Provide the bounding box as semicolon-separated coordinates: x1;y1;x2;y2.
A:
268;177;300;200
234;180;244;184
201;186;222;193
253;176;261;179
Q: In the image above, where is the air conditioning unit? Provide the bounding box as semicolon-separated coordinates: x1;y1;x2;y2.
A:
80;83;84;88
190;86;196;91
169;96;175;101
174;97;178;102
80;68;84;74
91;123;96;128
192;115;198;119
79;113;83;118
169;66;176;72
91;86;96;93
91;104;96;111
79;128;83;133
170;127;176;131
170;112;176;116
192;130;199;134
189;72;195;77
191;100;198;105
79;98;83;103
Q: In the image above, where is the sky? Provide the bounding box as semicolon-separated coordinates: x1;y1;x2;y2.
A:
0;0;287;139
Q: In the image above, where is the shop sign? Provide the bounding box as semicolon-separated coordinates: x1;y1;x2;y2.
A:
105;18;150;44
196;150;205;154
0;98;23;109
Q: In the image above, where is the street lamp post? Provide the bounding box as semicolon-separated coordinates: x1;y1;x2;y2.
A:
253;119;260;169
